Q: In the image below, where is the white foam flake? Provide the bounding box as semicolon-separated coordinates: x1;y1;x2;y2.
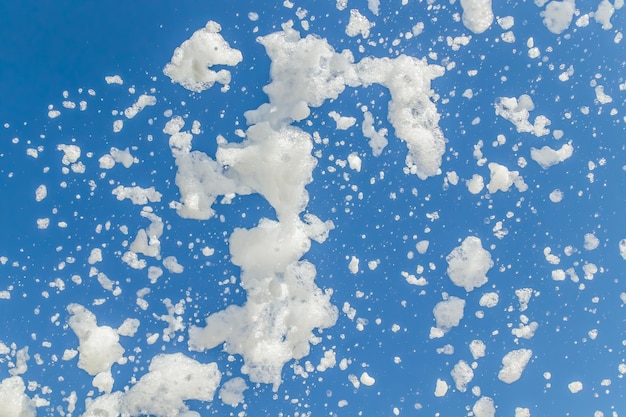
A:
549;189;564;202
446;236;493;292
432;296;466;336
348;255;360;274
568;380;583;393
0;376;36;417
487;162;528;193
495;94;551;136
466;174;485;194
451;360;474;392
105;75;124;85
460;0;494;34
360;371;376;386
469;340;486;359
164;21;243;93
541;0;576;34
163;256;184;273
434;378;448;397
328;110;357;130
345;9;375;38
112;185;162;205
219;377;248;407
124;94;156;119
595;0;616;30
121;353;221;416
473;397;496;417
478;292;500;308
530;143;574;169
620;239;626;260
67;304;125;377
35;184;47;202
584;233;600;250
362;110;388;156
498;349;533;383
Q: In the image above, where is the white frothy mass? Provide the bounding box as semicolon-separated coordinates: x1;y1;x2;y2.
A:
1;1;624;416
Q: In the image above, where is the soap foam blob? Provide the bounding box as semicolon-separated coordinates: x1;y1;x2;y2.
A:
446;236;494;292
164;21;243;93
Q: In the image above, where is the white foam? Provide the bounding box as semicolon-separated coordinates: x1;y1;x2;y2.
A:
112;186;162;205
35;184;47;202
345;9;375;38
121;353;221;415
473;397;496;417
595;0;616;30
541;0;576;34
432;296;465;336
124;94;156;119
450;360;474;392
487;162;528;193
498;348;532;383
568;380;583;393
164;21;243;92
530;143;573;169
434;378;449;397
0;376;36;417
460;0;494;34
446;236;493;292
219;377;247;407
105;75;124;85
469;340;486;359
67;304;125;377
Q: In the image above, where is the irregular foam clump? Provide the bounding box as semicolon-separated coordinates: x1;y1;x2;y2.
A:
105;75;124;85
219;377;248;407
0;376;35;417
487;162;528;193
356;55;446;179
530;143;573;169
246;23;446;179
446;236;493;292
164;117;246;220
82;354;221;417
345;9;375;38
498;348;533;383
434;378;449;397
112;185;162;205
431;296;466;337
67;304;125;377
129;209;163;259
245;22;358;128
466;174;485;194
541;0;576;34
450;360;474;392
165;17;444;399
473;397;496;417
99;147;136;169
216;123;317;221
124;94;156;119
495;94;550;136
460;0;494;34
470;340;486;359
362;110;388;156
329;110;357;130
568;380;583;393
189;260;337;389
121;353;221;416
163;21;243;92
595;0;617;30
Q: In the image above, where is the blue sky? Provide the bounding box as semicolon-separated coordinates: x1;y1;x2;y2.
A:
1;1;625;416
